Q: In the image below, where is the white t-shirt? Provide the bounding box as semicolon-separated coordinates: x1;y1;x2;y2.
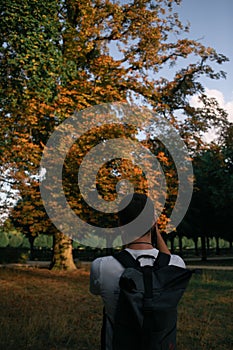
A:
90;248;186;350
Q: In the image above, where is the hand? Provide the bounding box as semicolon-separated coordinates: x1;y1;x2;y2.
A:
154;223;170;255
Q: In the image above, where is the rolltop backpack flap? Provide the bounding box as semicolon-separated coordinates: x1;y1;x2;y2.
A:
113;251;158;328
118;267;145;325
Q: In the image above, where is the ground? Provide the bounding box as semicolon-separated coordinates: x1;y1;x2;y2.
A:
0;260;232;350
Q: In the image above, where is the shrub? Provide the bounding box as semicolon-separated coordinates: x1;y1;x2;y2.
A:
0;231;9;247
8;232;23;248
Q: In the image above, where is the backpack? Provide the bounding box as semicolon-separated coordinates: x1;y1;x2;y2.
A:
110;250;193;350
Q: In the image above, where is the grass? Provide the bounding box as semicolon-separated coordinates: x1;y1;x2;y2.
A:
0;264;232;350
177;270;233;350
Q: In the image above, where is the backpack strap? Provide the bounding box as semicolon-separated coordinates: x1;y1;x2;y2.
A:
113;250;140;269
141;266;154;348
154;251;171;269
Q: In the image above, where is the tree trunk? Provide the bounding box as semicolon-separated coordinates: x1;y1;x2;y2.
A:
229;240;233;251
170;235;175;254
207;237;210;252
193;236;199;256
201;235;207;261
28;235;36;261
215;236;220;255
178;235;183;255
50;232;76;271
105;235;114;256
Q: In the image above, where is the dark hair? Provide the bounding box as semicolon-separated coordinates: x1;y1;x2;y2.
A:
118;193;154;230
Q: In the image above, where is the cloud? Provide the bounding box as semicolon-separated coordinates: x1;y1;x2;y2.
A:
190;88;233;142
205;89;233;122
190;88;233;122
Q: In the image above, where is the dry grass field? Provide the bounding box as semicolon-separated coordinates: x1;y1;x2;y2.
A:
0;263;232;350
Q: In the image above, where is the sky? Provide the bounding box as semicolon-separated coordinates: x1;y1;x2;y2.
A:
176;0;233;123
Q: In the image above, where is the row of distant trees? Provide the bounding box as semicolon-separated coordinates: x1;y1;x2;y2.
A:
0;226;231;252
0;226;53;249
1;0;232;269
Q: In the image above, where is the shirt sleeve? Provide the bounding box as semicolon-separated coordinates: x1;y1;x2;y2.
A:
169;254;186;268
90;258;102;295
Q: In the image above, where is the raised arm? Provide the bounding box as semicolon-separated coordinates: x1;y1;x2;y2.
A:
155;224;171;255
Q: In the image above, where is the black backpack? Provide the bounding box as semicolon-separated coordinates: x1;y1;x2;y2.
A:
110;250;193;350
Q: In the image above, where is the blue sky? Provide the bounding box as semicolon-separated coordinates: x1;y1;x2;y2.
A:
176;0;233;121
178;0;233;99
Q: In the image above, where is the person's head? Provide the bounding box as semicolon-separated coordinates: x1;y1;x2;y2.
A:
118;193;156;245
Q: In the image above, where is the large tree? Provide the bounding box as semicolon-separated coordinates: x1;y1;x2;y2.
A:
1;0;229;269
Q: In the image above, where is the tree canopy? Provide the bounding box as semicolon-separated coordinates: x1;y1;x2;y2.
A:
0;0;230;268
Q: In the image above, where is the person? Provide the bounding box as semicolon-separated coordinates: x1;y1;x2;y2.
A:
90;193;186;350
